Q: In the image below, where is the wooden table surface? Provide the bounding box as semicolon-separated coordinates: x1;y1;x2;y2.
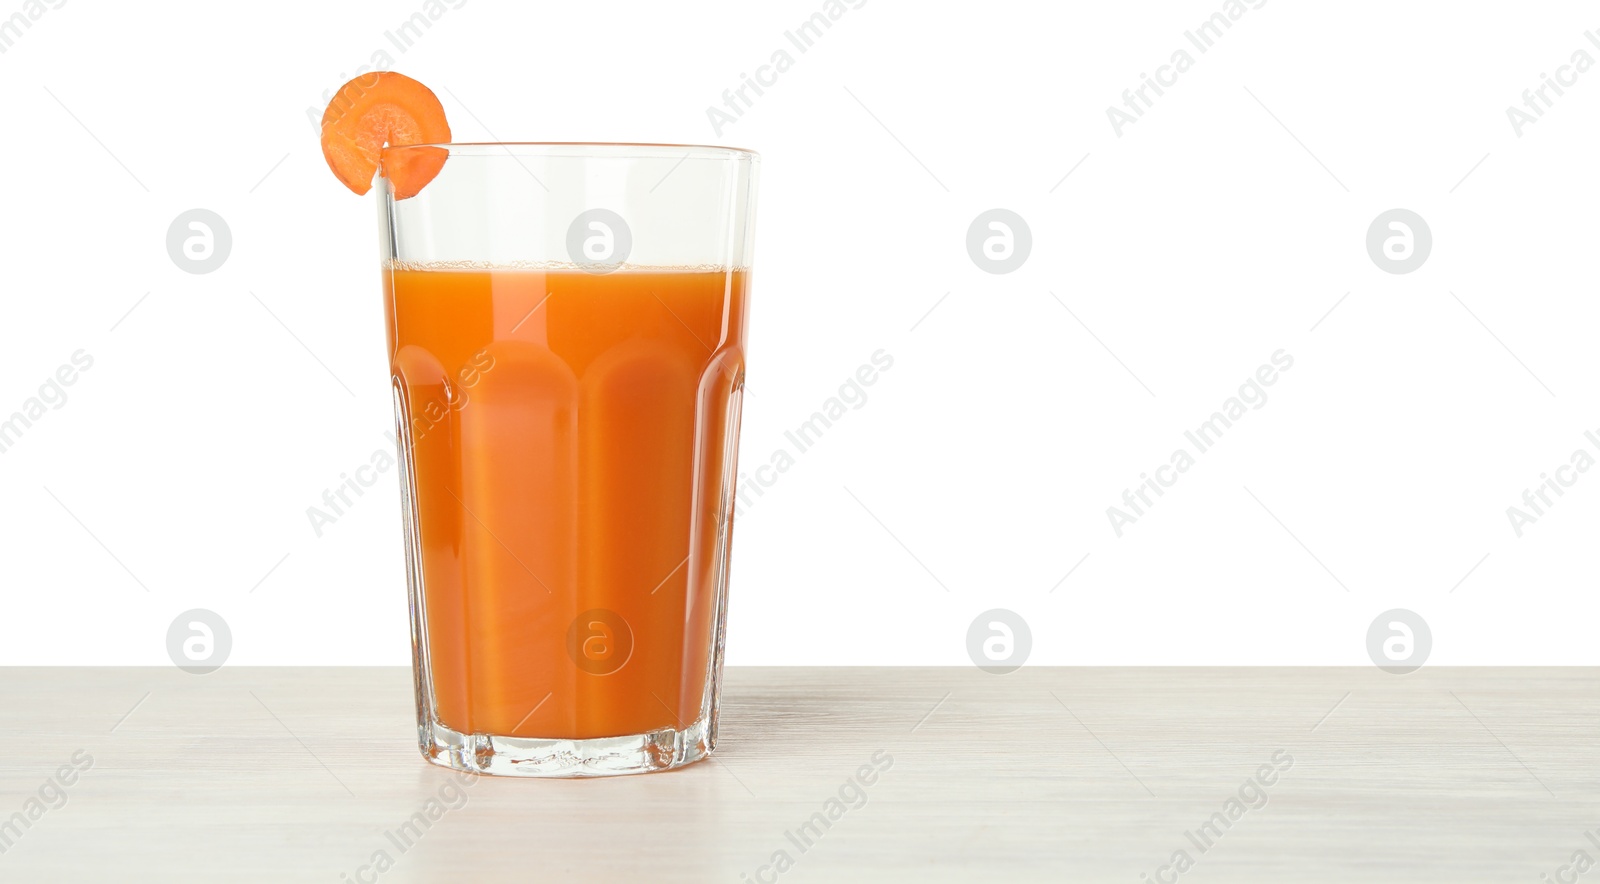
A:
2;666;1594;882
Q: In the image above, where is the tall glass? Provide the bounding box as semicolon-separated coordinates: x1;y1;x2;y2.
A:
377;144;758;777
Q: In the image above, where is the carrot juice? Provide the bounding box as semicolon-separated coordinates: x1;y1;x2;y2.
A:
384;266;748;742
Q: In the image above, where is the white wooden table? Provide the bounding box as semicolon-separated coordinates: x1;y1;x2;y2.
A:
1;667;1593;881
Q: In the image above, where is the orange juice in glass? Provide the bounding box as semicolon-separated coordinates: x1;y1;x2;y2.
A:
379;144;757;776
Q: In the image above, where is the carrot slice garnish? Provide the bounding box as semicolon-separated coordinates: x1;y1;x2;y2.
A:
319;71;451;199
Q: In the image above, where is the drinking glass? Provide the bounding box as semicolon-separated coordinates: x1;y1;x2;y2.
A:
377;143;758;776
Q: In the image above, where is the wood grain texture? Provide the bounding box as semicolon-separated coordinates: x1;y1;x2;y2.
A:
0;666;1595;882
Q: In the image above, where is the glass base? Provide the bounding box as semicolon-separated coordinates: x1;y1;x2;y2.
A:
418;713;714;778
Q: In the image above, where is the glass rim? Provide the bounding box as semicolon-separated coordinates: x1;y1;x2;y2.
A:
385;142;760;161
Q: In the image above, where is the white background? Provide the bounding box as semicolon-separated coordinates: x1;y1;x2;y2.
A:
1;0;1595;666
